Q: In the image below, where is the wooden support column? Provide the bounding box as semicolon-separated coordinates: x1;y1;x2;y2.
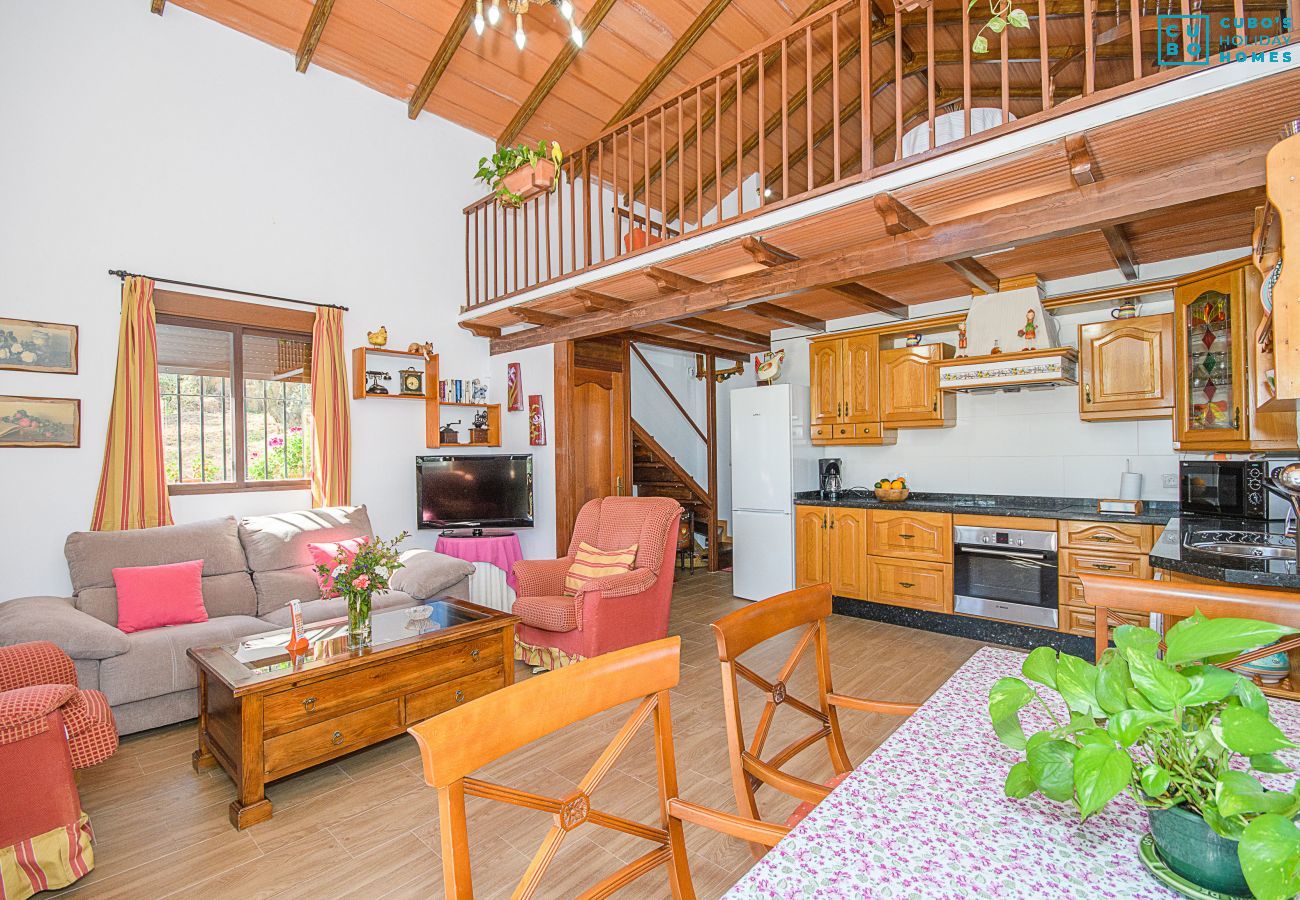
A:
742;237;906;318
706;353;719;573
295;0;336;73
1065;134;1139;280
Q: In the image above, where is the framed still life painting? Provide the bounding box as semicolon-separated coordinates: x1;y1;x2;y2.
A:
0;318;78;374
0;396;81;448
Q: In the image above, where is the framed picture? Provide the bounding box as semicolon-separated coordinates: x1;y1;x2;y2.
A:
0;318;78;374
0;396;81;448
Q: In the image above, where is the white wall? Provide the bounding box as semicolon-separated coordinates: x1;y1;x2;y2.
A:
770;249;1257;502
0;1;555;599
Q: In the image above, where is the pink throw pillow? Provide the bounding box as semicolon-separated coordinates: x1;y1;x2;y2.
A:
112;559;208;634
308;538;366;598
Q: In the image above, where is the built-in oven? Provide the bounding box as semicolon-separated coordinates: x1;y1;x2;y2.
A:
953;525;1059;628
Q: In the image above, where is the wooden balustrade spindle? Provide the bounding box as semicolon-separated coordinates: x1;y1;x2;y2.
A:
1000;23;1009;119
715;75;723;218
1040;0;1052;108
894;10;903;161
523;194;530;288
1180;0;1191;61
861;0;872;178
615;127;623;255
598;137;606;262
736;62;744;216
781;38;790;197
963;1;973;134
806;25;814;191
927;5;936;152
696;85;704;232
832;11;842;181
662;108;669;230
464;206;471;306
1233;0;1247;48
1083;0;1096;93
759;50;768;198
555;167;563;277
513;204;519;294
1130;0;1143;82
677;97;685;232
644;116;652;238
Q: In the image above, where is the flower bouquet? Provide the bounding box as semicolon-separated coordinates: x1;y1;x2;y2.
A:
315;532;408;647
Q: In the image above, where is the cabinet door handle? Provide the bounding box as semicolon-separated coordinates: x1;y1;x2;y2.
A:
1233;406;1241;430
1092;535;1117;542
932;398;938;412
470;648;480;661
898;534;915;540
302;697;317;713
829;518;835;529
454;690;465;703
1093;564;1117;571
898;581;915;588
1084;384;1092;404
331;730;344;746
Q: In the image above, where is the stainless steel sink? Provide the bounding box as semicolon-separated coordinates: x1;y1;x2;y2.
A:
1185;531;1297;560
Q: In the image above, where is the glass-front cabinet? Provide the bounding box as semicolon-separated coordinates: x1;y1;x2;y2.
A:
1173;262;1295;451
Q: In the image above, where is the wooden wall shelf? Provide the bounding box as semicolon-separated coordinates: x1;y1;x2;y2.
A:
427;400;501;449
351;346;435;401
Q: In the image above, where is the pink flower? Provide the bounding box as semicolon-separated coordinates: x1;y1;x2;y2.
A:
353;574;371;590
289;426;303;434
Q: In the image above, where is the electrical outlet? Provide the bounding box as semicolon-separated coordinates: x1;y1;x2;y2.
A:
1162;474;1178;489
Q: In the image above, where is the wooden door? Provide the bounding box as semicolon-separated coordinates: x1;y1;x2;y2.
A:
555;340;631;554
1174;267;1250;447
880;345;948;425
809;339;842;425
829;508;868;600
795;505;830;588
841;334;879;424
1079;315;1174;420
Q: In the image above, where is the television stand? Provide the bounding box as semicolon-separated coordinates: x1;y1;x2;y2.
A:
439;528;517;538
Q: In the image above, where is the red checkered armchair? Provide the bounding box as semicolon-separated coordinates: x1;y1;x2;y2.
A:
512;497;682;670
0;641;118;898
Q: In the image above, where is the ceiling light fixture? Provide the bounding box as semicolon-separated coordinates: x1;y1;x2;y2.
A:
471;0;583;51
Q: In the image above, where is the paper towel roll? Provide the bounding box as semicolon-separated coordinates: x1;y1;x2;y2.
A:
1119;472;1143;500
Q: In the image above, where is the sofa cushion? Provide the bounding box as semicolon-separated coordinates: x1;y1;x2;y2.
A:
251;566;327;619
112;559;208;634
238;506;372;574
307;538;365;598
388;549;474;600
65;518;256;625
512;595;580;633
260;589;417;627
97;616;269;707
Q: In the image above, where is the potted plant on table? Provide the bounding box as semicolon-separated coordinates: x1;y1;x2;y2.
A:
989;615;1300;899
475;140;564;208
315;532;408;648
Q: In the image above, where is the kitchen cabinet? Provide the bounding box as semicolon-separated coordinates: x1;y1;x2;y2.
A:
1173;262;1297;451
808;335;895;445
794;505;868;599
1057;522;1157;638
1078;315;1174;421
867;510;952;563
867;557;952;614
865;510;954;614
880;344;956;428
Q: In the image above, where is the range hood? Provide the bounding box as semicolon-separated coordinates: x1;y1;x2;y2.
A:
936;346;1079;392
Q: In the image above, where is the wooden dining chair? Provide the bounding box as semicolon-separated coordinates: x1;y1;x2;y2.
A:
1080;575;1300;697
711;583;922;857
406;636;787;899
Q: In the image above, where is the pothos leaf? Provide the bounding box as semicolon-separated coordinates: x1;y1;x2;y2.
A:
1005;761;1036;798
1007;8;1030;27
1073;743;1132;819
986;14;1007;32
1240;814;1300;900
972;34;990;53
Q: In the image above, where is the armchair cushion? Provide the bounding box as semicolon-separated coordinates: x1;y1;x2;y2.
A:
563;542;637;595
513;557;572;598
0;599;129;661
513;595;580;633
61;689;118;769
0;684;78;744
0;641;77;692
389;549;475;600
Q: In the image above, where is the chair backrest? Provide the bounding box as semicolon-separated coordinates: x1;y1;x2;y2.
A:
566;496;682;574
407;637;697;898
1079;575;1300;676
710;584;852;836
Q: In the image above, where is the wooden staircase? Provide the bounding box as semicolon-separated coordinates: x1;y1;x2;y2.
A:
631;420;731;568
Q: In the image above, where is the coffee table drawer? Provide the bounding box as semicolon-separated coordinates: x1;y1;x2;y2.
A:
405;666;506;725
264;699;401;779
263;634;502;734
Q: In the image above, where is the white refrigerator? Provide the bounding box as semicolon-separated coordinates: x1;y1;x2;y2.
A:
729;383;819;601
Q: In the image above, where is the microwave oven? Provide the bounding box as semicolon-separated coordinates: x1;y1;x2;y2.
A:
1178;460;1289;521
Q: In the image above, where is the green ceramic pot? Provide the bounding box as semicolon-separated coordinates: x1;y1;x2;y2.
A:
1147;805;1250;897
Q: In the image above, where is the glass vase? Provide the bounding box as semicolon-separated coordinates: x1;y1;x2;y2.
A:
345;590;373;648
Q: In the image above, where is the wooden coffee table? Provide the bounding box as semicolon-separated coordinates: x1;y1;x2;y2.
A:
188;597;517;829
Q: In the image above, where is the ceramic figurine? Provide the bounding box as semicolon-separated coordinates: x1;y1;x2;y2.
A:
406;341;435;359
366;326;388;348
470;378;489;403
905;333;923;347
1017;309;1038;348
956;321;968;356
755;349;785;385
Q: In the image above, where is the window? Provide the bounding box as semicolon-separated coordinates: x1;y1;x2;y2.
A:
157;313;312;493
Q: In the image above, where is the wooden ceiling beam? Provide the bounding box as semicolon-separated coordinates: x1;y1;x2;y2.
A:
1066;134;1140;280
295;0;336;74
673;317;770;348
945;257;1001;293
604;0;735;128
743;237;907;318
509;307;569;326
574;288;633;311
460;321;502;339
873;192;997;293
498;0;621;147
747;302;826;331
645;266;705;294
408;0;476;120
625;331;749;363
487;143;1266;354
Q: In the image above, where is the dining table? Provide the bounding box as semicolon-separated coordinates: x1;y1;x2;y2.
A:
725;646;1300;899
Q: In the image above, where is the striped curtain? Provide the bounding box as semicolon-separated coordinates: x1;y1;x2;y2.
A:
91;277;174;531
309;307;351;507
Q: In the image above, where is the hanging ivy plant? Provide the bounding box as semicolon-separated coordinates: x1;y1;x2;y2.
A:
969;0;1031;53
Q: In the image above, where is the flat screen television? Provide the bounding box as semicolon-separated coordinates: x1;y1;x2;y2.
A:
416;454;534;531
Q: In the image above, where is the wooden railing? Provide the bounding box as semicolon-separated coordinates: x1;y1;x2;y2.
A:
464;0;1294;310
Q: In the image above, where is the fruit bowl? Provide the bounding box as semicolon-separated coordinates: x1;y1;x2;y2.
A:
874;488;910;502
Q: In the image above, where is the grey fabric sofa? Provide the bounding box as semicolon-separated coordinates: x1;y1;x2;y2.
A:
0;505;473;735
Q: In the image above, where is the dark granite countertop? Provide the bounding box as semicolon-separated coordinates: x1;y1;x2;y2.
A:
1148;516;1300;588
794;489;1177;526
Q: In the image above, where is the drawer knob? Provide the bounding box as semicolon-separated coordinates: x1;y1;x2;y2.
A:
1093;564;1117;571
899;581;915;588
470;648;480;660
331;730;344;746
302;697;317;712
455;690;465;703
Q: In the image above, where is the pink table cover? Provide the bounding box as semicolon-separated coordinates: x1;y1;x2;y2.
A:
435;534;524;592
727;646;1300;899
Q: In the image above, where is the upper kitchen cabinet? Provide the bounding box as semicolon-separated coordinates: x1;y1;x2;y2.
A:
880;344;957;428
1173;262;1297;451
1078;315;1174;421
809;334;896;446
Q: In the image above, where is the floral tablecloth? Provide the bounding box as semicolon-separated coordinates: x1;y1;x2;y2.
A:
726;646;1300;899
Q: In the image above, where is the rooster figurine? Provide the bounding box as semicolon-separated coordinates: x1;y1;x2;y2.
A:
367;326;388;348
755;349;785;385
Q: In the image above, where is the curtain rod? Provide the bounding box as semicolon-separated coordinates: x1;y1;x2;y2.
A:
107;269;348;311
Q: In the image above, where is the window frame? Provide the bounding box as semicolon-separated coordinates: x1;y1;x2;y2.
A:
157;311;314;496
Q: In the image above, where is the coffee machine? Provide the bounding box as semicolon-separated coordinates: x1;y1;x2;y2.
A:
819;458;843;500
